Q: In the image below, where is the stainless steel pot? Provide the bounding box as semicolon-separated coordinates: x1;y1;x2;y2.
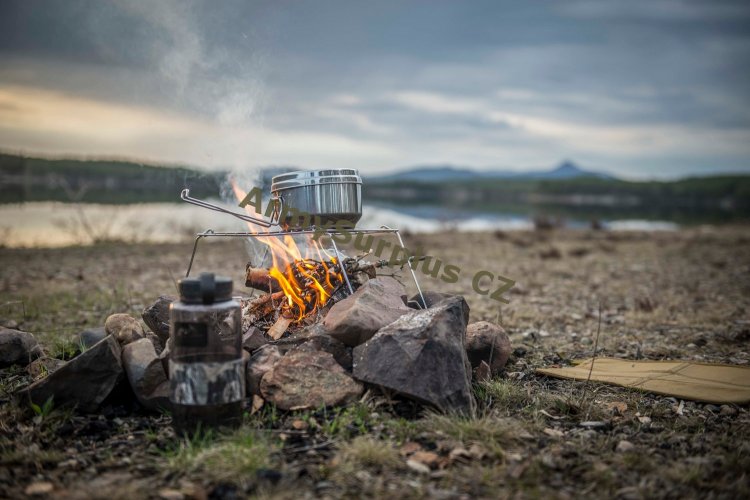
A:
271;169;362;229
180;168;362;231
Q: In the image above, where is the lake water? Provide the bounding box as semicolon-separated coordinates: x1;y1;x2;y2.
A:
0;201;678;248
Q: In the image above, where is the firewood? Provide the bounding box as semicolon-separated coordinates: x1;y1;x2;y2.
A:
245;264;281;292
267;315;293;340
244;291;286;324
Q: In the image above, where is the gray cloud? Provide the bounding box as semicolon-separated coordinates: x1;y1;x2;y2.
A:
0;0;748;178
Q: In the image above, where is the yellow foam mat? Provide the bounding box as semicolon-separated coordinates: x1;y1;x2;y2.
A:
536;358;750;404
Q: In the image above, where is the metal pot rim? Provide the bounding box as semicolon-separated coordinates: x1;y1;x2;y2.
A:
271;169;362;192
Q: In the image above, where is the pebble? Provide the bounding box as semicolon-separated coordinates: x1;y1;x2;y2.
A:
720;405;738;416
24;482;54;496
616;440;635;453
580;337;593;346
158;488;185;500
406;459;431;474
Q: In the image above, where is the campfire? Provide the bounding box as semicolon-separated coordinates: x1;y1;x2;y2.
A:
216;173;395;342
16;167;513;444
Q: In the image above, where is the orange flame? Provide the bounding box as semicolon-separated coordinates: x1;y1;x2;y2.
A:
231;180;343;321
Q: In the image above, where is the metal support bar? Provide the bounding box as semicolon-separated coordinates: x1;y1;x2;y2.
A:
388;226;426;309
330;238;354;294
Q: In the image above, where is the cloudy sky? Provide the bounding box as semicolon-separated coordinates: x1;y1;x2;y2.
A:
0;0;749;178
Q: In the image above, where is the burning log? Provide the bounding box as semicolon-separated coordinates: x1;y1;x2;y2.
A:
245;264;281;293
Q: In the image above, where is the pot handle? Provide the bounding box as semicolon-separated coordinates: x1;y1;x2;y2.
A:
180;189;279;228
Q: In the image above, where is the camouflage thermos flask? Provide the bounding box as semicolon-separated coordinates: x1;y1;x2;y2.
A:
169;273;243;434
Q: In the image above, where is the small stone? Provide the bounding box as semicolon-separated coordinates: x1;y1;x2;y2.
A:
242;326;268;353
247;345;282;396
27;357;66;379
324;277;410;347
406;459;431;474
291;419;309;430
24;481;54;496
260;350;362;410
465;322;512;375
616;440;635;453
158;488;185;500
474;360;491;382
2;319;19;329
142;295;176;346
77;327;107;350
0;327;42;368
105;314;144;346
720;405;738;416
410;451;440;468
580;337;593;346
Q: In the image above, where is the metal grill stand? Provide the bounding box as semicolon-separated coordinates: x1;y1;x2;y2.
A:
184;226;426;308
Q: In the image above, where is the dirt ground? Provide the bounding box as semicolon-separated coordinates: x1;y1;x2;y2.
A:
1;226;749;499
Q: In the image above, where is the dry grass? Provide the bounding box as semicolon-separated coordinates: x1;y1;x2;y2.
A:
1;227;749;498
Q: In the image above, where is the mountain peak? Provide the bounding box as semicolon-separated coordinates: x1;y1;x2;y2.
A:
554;160;582;173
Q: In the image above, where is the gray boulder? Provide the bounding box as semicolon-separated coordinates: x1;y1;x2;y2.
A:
77;327;107;350
105;314;144;346
353;296;474;415
246;345;282;396
0;327;42;368
20;336;123;413
122;338;170;411
465;322;512;375
260;350;363;410
141;295;175;346
323;277;410;347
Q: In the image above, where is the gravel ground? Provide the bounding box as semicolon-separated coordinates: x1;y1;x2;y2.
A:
1;226;749;499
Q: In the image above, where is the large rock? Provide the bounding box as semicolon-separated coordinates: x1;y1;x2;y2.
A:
323;277;410;347
141;295;175;346
122;338;170;411
465;322;512;375
246;345;282;396
20;336;123;412
294;334;353;372
260;350;363;410
105;314;144;346
0;328;42;368
77;327;107;350
353;296;474;414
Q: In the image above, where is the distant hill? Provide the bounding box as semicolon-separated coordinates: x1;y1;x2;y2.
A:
1;153;748;223
0;153;225;204
368;161;614;183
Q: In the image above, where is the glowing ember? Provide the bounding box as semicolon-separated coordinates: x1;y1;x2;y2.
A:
232;181;344;321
